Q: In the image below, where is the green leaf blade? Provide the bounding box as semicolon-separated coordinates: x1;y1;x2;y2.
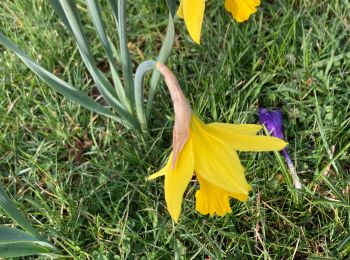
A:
0;185;42;240
0;31;137;129
146;14;175;119
0;242;50;258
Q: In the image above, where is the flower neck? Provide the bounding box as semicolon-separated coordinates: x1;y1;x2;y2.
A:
156;62;192;168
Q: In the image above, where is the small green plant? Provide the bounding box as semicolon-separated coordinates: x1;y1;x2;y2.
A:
0;0;176;132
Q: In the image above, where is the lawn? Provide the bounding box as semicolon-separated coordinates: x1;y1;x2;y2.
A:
0;0;349;259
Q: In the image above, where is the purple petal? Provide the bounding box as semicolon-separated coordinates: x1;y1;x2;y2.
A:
258;108;285;140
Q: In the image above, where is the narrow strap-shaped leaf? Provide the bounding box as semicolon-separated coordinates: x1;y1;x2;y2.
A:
57;0;117;96
86;0;131;111
118;0;135;104
108;0;119;30
58;1;94;63
0;32;136;129
0;242;50;258
47;0;72;32
86;0;121;79
0;226;57;252
166;0;177;17
57;0;138;128
134;60;156;132
146;13;175;119
0;183;43;240
0;226;41;244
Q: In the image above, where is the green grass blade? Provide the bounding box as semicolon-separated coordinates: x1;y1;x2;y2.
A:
134;60;156;132
314;91;340;174
0;31;134;128
86;0;130;111
311;200;350;208
312;142;350;183
0;226;57;252
320;176;347;203
0;184;43;240
146;13;175;119
337;233;350;252
118;0;134;104
314;91;347;203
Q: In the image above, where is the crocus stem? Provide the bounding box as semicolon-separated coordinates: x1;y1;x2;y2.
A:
282;149;302;190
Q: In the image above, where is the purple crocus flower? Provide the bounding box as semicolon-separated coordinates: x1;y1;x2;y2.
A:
259;108;302;190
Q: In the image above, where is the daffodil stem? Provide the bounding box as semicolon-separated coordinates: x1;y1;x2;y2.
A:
134;60;157;132
282;149;302;190
146;13;175;119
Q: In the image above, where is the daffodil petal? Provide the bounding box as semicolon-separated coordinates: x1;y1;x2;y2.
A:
176;0;184;18
147;152;173;180
208;123;262;135
165;138;194;222
183;0;205;44
232;135;288;151
224;0;260;22
190;116;250;195
206;125;288;151
147;168;166;180
229;191;250;202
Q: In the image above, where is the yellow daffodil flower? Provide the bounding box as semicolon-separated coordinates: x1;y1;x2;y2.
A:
148;63;287;222
177;0;261;44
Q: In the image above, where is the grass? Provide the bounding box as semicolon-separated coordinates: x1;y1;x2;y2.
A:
0;0;350;258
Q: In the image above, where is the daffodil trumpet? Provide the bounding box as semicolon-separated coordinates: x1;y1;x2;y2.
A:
149;63;288;222
177;0;261;44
